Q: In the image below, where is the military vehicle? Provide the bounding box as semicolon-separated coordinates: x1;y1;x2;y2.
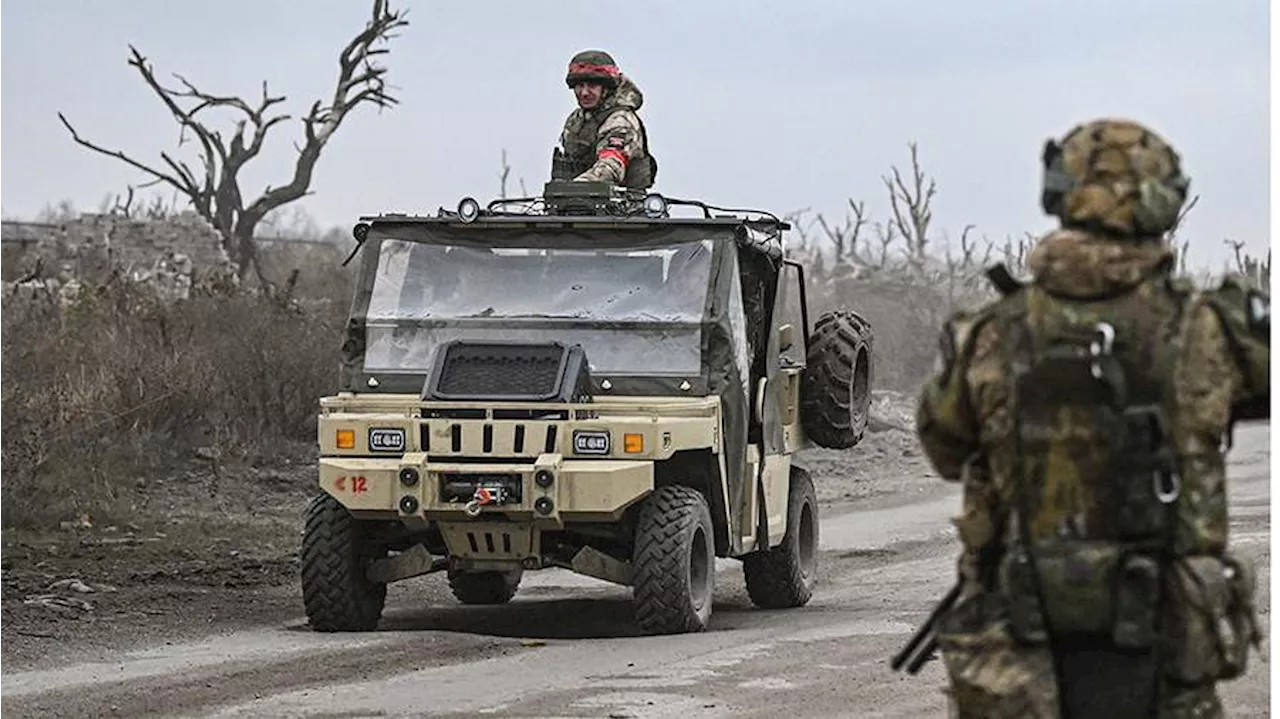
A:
301;181;875;635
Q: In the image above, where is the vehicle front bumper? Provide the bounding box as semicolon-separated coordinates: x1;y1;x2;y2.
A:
318;452;654;525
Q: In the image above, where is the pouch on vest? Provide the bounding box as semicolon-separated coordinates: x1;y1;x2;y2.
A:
1004;542;1160;650
1164;552;1262;684
1204;275;1269;422
1004;540;1119;638
1112;404;1179;540
551;147;577;181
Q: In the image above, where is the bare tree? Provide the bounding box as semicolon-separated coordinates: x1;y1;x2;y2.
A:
884;141;936;260
106;186;137;219
816;200;868;265
782;207;818;253
498;149;512;199
496;149;532;199
57;0;409;286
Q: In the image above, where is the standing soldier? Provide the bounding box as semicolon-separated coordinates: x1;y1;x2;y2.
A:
913;118;1268;717
551;49;657;190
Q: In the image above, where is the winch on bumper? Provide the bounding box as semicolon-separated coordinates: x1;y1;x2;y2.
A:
320;450;654;577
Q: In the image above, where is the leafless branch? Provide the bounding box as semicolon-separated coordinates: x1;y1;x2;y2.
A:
58;112;194;198
816;214;849;263
1225;238;1247;273
874;221;897;268
883;141;936;259
813;200;870;266
58;0;408;285
846;199;868;260
499;149;512;199
243;0;409;227
109;186;138;218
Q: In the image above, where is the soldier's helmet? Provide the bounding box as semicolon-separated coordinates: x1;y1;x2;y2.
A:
565;50;621;91
1040;118;1190;238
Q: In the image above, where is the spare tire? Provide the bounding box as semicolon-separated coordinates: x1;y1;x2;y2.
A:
800;310;873;449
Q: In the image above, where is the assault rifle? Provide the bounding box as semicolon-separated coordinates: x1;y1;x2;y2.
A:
890;581;962;674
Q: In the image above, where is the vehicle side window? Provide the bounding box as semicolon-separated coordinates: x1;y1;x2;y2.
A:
779;264;806;365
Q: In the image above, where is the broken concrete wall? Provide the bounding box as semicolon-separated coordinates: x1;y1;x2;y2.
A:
2;212;236;284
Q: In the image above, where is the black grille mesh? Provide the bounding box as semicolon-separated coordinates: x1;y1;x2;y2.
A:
436;343;563;397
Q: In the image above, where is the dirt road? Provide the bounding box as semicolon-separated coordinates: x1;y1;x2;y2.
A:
3;422;1269;718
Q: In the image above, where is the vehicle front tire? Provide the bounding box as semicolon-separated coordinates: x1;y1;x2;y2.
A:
743;466;819;609
300;493;388;632
448;569;522;605
801;310;874;449
631;485;716;635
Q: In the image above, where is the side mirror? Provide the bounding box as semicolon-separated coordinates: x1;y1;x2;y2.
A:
778;323;794;352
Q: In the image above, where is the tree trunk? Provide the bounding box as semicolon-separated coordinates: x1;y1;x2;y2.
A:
234;225;261;283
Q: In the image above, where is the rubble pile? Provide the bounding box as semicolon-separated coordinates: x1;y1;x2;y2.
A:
2;212;240;302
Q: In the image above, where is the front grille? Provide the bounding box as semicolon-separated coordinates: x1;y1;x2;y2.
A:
435;343;564;398
419;420;563;457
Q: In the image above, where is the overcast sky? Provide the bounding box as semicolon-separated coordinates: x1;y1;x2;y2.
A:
2;0;1270;270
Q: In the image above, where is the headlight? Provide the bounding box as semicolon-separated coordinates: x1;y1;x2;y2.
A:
572;429;610;455
368;427;406;452
458;197;481;223
642;193;668;218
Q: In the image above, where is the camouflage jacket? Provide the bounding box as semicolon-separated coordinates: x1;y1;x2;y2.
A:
553;74;655;189
916;229;1269;585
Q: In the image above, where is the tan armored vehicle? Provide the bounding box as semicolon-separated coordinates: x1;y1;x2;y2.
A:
302;182;874;635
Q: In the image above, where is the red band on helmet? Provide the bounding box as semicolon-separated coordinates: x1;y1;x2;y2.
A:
568;62;620;78
598;148;628;167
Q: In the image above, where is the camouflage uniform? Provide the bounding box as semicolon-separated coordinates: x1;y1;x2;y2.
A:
551;50;656;190
915;119;1268;718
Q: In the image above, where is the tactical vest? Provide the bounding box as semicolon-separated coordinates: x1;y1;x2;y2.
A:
970;269;1189;716
551;105;657;190
973;265;1267;715
994;269;1187;639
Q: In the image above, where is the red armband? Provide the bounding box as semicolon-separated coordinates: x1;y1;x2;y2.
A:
598;148;628;167
598;135;629;167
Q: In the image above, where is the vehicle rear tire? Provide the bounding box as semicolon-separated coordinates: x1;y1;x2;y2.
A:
301;494;387;632
632;485;716;635
801;310;873;449
743;466;819;608
448;569;522;605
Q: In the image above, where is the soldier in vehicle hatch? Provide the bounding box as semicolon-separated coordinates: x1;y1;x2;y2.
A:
551;49;657;190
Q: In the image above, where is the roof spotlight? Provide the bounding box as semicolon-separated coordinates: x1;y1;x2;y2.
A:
642;193;668;218
457;197;481;223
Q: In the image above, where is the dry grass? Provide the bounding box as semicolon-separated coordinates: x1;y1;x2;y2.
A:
1;266;351;530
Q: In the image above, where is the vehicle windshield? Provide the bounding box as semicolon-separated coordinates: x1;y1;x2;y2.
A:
362;238;714;376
